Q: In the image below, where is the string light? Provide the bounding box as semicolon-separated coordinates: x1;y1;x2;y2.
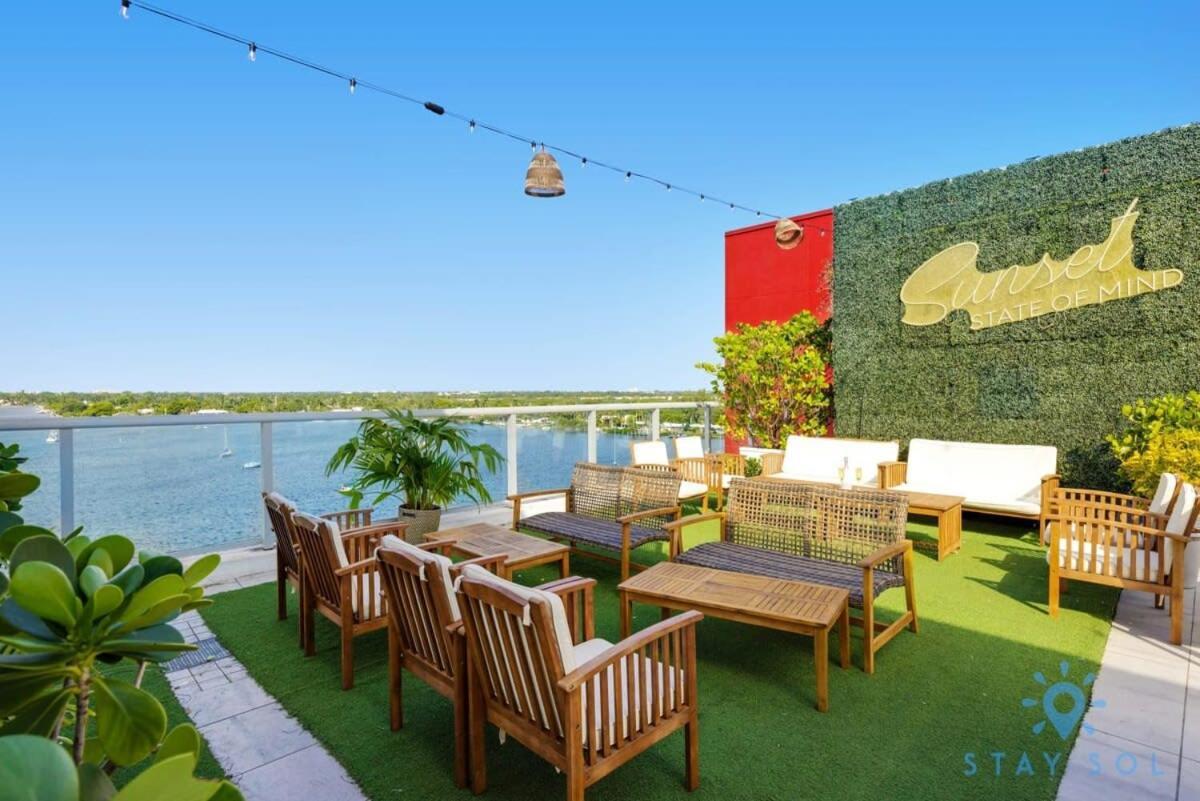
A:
116;1;835;234
581;157;587;168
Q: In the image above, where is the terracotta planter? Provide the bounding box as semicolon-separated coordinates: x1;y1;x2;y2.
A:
398;505;442;543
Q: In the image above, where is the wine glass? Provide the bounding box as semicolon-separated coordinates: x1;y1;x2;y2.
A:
855;466;863;483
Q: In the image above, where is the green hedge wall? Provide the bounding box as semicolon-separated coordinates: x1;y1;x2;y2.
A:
831;124;1200;488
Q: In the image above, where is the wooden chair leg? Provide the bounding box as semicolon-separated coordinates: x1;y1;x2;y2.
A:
453;679;468;789
276;557;287;621
302;583;316;657
620;548;631;582
684;711;700;791
1048;571;1060;619
903;547;918;634
861;570;876;674
1170;581;1184;645
566;753;585;801
388;625;403;731
468;655;488;795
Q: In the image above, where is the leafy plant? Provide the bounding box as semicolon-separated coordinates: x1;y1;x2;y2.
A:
1116;428;1200;498
326;410;504;511
697;312;831;448
0;455;240;798
1107;391;1200;462
743;457;763;478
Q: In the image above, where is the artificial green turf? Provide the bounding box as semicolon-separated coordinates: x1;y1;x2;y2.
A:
201;518;1117;801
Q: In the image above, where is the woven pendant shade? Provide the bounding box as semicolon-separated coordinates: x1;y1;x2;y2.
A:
524;150;566;197
774;217;804;249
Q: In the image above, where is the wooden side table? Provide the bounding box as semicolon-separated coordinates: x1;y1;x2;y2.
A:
903;492;964;560
424;522;570;580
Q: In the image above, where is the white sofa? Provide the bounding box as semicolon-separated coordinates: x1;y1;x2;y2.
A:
880;438;1058;519
765;435;900;488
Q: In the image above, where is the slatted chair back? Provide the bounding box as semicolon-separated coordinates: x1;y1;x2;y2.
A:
377;541;460;679
263;492;301;576
725;478;910;573
673;435;705;460
292;510;390;625
569;463;681;531
457;564;573;747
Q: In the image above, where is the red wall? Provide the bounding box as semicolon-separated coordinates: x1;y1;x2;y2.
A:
723;209;835;449
724;208;834;331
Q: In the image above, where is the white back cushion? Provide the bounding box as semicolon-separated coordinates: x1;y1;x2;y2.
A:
674;436;705;460
1162;483;1197;573
1150;473;1179;515
631;441;670;467
780;436;900;480
294;511;349;568
906;438;1057;503
459;563;577;671
380;534;461;621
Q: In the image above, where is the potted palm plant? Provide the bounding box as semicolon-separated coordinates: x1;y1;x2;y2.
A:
326;410;504;541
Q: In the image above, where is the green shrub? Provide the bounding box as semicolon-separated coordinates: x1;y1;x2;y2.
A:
1107;391;1200;461
697;312;831;448
1117;428;1200;497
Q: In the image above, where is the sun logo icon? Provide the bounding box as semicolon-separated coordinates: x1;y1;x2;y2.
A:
1021;661;1106;741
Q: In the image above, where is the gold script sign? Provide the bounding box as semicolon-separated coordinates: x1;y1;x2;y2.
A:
899;199;1183;330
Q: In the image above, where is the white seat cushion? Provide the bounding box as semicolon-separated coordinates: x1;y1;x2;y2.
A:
459;563;577;670
779;436;899;486
679;480;710;499
580;648;682;746
768;471;880;488
380;534;461;621
1051;539;1163;582
905;438;1056;515
890;482;1042;517
631;441;671;467
674;437;705;460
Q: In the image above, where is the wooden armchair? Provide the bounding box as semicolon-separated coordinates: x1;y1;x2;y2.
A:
376;536;507;789
1048;481;1198;644
291;511;406;689
1039;472;1180;545
630;441;711;510
456;564;701;801
262;494;375;644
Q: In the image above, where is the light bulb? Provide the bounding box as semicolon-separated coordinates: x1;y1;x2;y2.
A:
120;0;130;19
581;157;587;168
625;172;631;182
349;78;356;95
468;120;476;133
700;195;705;202
248;43;257;62
665;184;671;192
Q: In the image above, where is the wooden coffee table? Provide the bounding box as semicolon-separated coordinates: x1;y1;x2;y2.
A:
618;562;850;712
899;491;964;561
424;523;569;580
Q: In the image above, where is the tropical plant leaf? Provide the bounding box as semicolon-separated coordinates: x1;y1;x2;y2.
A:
0;599;60;641
154;723;202;768
0;734;79;801
0;524;57;561
107;563;144;598
78;762;117;801
10;535;78;587
0;510;23;535
0;472;40;502
66;535;92;558
115;575;185;628
0;673;64;716
111;753;238;801
80;564;108;597
87;548;115;579
0;650;71;669
117;595;191;635
10;562;80;627
181;554;220;588
104;623;192;662
76;536;135;577
87;584;125;621
0;569;7;598
140;555;184;584
0;686;72;736
92;675;168;766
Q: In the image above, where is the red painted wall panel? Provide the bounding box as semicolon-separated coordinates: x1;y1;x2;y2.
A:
723;209;835;449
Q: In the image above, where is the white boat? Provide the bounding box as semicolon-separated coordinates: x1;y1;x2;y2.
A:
46;431;59;444
242;461;261;470
220;427;233;458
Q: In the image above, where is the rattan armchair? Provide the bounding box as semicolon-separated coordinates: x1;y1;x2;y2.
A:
456;564;701;801
292;511;406;689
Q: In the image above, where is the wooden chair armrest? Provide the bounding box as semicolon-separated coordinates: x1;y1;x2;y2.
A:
507;488;571;502
536;576;597;642
342;520;409;541
617;505;682;524
662;512;726;532
877;461;907;489
448;553;507;576
759;452;784;475
557;610;703;692
335;556;379;577
858;539;912;569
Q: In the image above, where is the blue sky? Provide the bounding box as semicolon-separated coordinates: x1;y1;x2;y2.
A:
3;1;1196;392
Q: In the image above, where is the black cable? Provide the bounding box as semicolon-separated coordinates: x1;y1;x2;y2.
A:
125;1;833;233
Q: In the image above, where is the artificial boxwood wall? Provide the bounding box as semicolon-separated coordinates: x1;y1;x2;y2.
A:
830;124;1200;488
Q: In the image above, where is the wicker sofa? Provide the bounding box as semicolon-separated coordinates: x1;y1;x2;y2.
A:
510;463;683;580
665;477;916;673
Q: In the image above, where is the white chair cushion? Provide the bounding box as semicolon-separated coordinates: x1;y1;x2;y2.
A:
317;516;350;568
380;534;461;621
768;470;880;488
459;563;577;671
679;480;710;499
1051;538;1163;582
1150;473;1180;516
579;648;682;747
674;436;705;460
779;436;899;485
905;439;1057;511
631;441;671;467
890;482;1042;517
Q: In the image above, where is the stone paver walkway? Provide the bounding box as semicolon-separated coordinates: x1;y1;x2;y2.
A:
1057;586;1199;800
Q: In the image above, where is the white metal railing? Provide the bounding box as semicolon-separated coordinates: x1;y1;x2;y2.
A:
0;402;717;547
